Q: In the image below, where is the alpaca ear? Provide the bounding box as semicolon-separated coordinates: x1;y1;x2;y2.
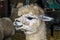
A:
16;3;23;8
39;15;54;21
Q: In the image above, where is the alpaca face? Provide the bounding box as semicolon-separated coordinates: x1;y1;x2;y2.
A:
13;12;41;34
13;5;53;34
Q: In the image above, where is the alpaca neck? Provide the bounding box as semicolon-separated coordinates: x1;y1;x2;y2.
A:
26;22;47;40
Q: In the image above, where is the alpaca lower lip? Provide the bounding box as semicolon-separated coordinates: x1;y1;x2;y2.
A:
20;29;30;32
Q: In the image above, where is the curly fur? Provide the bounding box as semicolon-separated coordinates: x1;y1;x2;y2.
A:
0;17;15;40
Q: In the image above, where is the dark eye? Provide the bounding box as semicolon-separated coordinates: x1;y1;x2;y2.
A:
27;17;33;20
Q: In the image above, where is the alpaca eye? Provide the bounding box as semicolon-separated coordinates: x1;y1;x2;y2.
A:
27;17;33;20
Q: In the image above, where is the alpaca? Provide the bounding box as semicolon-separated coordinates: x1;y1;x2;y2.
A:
10;3;23;21
0;17;15;40
13;4;53;40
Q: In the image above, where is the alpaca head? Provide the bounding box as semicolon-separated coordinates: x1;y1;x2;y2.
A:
13;4;53;34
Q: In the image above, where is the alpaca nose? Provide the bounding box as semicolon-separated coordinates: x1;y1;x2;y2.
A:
14;21;23;27
15;22;23;27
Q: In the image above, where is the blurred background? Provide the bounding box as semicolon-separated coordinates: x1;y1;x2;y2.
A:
0;0;60;40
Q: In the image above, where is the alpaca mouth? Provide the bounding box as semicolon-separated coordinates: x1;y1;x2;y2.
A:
21;29;34;32
15;27;29;31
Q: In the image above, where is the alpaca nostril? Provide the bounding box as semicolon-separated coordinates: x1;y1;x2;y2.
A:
15;22;17;25
16;20;20;22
